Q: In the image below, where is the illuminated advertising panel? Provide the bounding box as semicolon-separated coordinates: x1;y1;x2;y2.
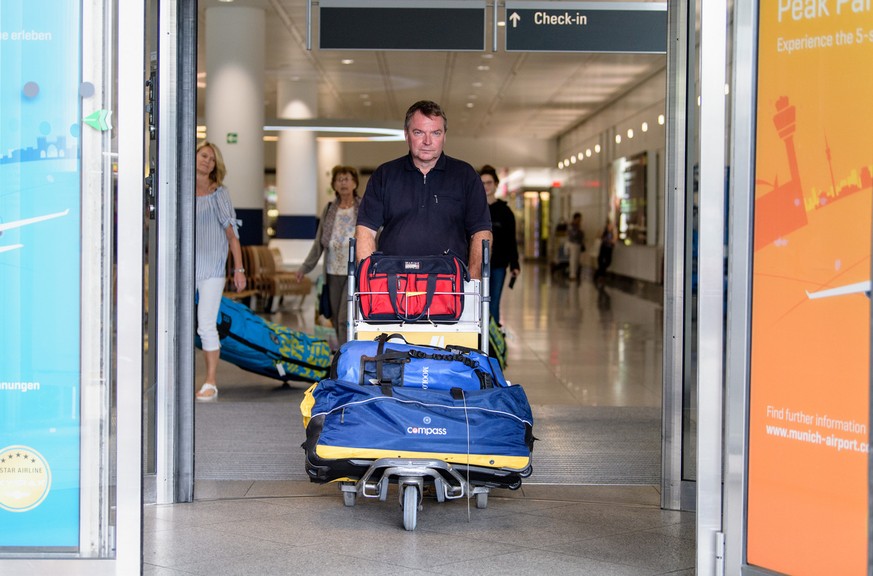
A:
747;2;872;574
0;0;81;549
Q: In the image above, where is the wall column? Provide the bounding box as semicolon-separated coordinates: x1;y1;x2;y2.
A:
318;139;342;211
275;80;318;241
205;6;264;245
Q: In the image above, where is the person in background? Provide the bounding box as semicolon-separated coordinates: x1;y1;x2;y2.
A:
194;141;245;401
566;212;585;281
296;166;361;348
479;165;519;326
355;100;492;277
594;218;616;288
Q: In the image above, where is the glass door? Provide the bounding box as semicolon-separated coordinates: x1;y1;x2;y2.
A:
0;0;146;572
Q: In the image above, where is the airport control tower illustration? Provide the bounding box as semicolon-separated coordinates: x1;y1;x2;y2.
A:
754;96;808;252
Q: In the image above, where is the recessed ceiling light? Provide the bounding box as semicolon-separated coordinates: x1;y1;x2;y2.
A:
577;153;583;160
615;134;622;144
627;128;634;139
594;144;601;153
360;94;369;99
497;21;505;27
658;114;665;125
363;101;371;107
218;0;234;3
472;82;483;88
570;156;576;164
641;122;648;132
477;65;489;71
466;102;474;108
586;149;592;157
341;59;354;65
482;53;493;59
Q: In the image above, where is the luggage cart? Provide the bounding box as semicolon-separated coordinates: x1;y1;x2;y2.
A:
339;239;495;530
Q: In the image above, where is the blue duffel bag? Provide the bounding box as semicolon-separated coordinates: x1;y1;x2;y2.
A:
301;378;535;486
331;334;507;391
196;296;331;383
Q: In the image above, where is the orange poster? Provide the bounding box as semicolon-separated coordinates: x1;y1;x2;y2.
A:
747;2;873;575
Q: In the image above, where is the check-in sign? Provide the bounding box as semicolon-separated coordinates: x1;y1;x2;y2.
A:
320;0;486;51
505;2;667;53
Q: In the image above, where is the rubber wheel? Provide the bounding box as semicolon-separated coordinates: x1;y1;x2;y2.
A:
402;485;418;531
343;490;356;507
476;492;488;509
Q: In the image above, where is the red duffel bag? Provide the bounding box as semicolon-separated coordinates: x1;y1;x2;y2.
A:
357;253;469;322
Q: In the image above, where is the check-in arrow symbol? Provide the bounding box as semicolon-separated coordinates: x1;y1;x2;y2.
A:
509;12;521;28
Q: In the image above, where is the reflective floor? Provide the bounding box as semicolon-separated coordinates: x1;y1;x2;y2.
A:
144;263;695;575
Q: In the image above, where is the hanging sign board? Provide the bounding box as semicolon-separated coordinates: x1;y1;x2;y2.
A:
320;0;486;51
505;1;667;53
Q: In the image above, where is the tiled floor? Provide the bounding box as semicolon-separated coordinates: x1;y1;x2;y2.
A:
144;264;695;575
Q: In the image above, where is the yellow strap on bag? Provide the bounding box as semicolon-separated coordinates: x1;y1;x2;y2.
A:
300;382;318;428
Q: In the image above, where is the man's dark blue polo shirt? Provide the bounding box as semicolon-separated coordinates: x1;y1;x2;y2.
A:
357;152;491;263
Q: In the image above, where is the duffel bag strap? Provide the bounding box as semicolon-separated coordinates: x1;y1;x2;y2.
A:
406;349;478;369
360;351;408;390
443;249;471;282
386;273;439;322
375;333;410;350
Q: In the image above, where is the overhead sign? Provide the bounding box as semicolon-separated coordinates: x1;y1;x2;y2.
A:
320;0;485;51
505;2;667;53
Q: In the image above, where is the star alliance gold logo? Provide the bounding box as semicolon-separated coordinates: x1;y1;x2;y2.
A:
0;446;52;512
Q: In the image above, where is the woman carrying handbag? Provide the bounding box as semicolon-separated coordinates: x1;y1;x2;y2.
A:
296;166;360;350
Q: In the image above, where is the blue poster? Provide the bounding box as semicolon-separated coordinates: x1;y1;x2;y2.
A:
0;1;82;549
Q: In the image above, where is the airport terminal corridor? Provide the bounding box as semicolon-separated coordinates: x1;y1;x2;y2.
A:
143;263;694;575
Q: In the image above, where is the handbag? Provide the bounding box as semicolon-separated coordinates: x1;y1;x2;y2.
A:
318;277;332;320
357;252;468;323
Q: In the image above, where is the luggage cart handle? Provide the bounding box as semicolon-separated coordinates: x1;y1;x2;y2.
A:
347;237;357;344
481;239;490;356
482;238;490;280
348;237;356;275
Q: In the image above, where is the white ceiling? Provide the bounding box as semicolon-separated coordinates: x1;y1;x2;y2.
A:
197;0;667;141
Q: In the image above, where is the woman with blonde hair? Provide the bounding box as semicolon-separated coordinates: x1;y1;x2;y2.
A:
194;141;245;401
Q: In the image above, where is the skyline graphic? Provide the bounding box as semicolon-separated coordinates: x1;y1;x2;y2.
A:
754;96;873;252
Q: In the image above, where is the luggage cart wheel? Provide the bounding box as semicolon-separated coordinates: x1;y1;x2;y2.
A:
402;485;419;531
343;490;356;507
476;492;488;509
340;482;357;507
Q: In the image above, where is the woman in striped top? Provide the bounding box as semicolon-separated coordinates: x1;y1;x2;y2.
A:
195;141;245;401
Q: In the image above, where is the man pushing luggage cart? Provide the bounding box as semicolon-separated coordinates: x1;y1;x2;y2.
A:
300;99;533;530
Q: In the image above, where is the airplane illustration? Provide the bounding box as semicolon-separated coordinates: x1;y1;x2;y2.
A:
0;210;70;254
806;280;871;300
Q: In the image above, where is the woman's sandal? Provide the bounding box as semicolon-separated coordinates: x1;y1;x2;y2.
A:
196;383;218;402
